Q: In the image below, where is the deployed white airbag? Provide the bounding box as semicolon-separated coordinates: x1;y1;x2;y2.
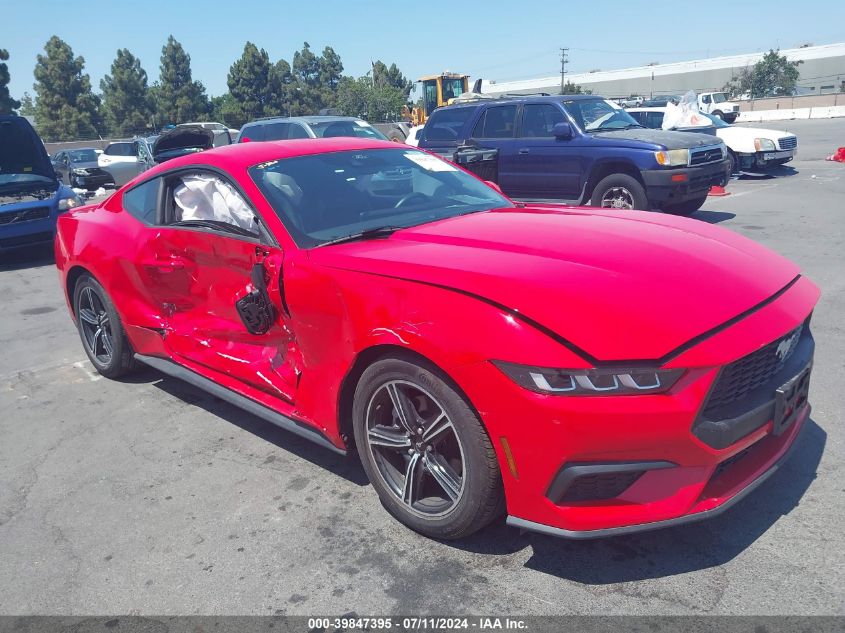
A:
173;174;256;231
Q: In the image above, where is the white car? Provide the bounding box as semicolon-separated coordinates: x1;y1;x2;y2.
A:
627;107;797;174
97;141;141;187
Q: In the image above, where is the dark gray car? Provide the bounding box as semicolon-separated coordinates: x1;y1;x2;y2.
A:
51;148;114;190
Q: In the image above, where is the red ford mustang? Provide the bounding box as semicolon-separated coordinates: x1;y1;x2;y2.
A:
55;138;818;540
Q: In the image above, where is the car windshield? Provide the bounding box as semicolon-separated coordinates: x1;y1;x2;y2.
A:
702;112;732;128
249;148;512;248
69;149;98;163
712;93;727;104
308;120;388;140
565;98;642;132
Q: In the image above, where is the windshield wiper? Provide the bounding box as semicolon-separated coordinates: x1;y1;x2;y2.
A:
317;225;403;248
590;124;643;132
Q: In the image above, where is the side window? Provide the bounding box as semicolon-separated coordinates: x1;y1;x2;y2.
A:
241;125;265;142
627;111;645;126
424;107;475;142
702;95;711;104
105;143;133;156
262;122;290;141
167;172;258;237
520;104;565;137
472;105;517;139
287;124;309;139
122;178;159;224
645;112;665;129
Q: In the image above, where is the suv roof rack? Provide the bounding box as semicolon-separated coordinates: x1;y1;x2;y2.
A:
501;92;552;97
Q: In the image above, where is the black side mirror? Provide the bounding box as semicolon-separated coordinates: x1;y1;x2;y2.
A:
552;122;573;139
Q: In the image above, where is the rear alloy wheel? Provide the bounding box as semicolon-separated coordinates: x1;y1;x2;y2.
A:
662;196;708;216
353;357;503;539
590;173;649;211
73;275;137;379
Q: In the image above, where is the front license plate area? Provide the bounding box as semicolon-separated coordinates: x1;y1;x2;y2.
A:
763;150;794;160
772;363;812;435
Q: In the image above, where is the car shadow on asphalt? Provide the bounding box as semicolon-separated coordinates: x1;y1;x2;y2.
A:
737;165;799;180
0;244;55;271
690;210;736;224
449;418;826;583
134;367;370;486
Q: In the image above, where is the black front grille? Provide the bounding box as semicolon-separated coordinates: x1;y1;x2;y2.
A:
0;206;50;226
560;471;643;503
778;136;798;150
690;147;724;166
704;324;803;414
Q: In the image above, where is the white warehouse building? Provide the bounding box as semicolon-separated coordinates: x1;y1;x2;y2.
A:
480;43;845;99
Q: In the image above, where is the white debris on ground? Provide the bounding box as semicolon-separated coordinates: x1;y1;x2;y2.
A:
72;188;88;195
94;187;107;197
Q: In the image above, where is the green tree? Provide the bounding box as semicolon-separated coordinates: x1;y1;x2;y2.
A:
561;81;584;95
100;49;152;136
337;75;406;122
724;49;802;98
32;36;100;140
227;41;282;122
154;36;209;124
18;92;36;116
0;49;21;114
371;60;413;99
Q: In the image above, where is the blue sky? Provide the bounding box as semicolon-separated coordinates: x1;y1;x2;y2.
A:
3;0;844;100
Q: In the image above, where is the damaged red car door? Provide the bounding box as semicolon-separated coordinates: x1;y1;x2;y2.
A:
134;171;300;403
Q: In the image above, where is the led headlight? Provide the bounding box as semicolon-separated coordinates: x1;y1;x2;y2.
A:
654;149;689;167
72;168;91;176
493;361;684;396
754;138;776;152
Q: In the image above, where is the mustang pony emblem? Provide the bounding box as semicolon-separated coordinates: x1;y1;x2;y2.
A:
776;331;800;361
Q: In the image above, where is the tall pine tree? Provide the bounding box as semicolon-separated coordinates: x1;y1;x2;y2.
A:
100;49;152;136
0;49;21;114
154;36;208;124
32;36;100;140
227;42;276;122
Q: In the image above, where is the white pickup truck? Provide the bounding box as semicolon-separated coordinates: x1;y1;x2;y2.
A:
697;92;741;123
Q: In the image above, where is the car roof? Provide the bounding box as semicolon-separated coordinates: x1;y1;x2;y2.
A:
245;115;364;127
433;93;602;113
627;107;668;113
140;137;403;178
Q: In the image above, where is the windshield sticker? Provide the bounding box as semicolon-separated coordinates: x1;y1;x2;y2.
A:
404;153;457;172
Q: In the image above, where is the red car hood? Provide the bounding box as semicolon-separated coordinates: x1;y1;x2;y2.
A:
309;206;800;362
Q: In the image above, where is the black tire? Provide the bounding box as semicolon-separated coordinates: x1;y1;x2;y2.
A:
724;114;738;124
662;196;707;216
73;274;137;379
590;173;649;210
728;150;738;175
712;110;724;121
352;356;503;540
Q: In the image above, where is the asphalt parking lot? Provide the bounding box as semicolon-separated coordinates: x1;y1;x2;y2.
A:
0;118;843;616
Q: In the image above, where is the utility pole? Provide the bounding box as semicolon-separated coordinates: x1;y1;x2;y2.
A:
559;48;569;94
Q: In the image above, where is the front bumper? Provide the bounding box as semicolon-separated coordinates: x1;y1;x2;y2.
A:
0;206;58;253
739;150;795;170
641;159;730;205
72;173;114;189
451;275;819;537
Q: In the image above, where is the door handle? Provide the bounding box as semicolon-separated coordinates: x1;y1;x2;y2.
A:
518;148;530;154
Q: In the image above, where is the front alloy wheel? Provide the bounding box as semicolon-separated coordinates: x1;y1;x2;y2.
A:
600;186;636;209
353;357;503;539
365;380;465;516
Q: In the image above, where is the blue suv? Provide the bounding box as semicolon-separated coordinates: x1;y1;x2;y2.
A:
418;95;729;215
0;115;81;254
